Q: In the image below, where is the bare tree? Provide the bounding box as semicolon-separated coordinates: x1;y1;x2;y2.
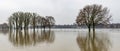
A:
24;12;32;29
10;12;22;29
36;15;42;28
76;4;111;33
8;16;14;29
46;16;55;30
8;12;55;31
41;17;47;30
17;12;24;30
30;13;39;31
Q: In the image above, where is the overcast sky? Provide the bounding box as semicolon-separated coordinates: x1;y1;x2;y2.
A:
0;0;120;24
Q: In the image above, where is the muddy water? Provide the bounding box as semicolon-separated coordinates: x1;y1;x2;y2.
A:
0;29;120;51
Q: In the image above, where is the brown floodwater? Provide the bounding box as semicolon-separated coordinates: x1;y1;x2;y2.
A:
0;29;120;51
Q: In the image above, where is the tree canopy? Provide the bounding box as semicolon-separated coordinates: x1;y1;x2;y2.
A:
76;4;111;32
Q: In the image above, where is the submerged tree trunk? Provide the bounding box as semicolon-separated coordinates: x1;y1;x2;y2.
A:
40;25;42;32
49;25;51;31
43;26;45;31
9;24;12;30
33;16;36;32
88;24;91;36
93;22;95;37
33;25;35;32
24;25;28;30
20;26;22;30
88;26;91;33
16;21;18;29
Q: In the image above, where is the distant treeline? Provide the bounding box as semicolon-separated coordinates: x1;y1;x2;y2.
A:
0;23;120;29
53;24;120;28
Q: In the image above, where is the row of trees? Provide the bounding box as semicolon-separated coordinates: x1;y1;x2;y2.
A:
7;4;111;33
76;4;111;34
8;12;55;30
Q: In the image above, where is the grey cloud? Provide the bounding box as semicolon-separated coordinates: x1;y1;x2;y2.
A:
0;0;120;24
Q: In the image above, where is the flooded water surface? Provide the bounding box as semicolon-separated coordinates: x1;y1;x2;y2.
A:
0;29;120;51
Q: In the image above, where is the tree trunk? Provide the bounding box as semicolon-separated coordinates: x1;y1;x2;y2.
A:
88;24;91;37
9;25;12;30
20;26;22;30
88;26;91;33
16;21;18;29
49;25;51;31
93;23;95;37
43;26;45;31
41;25;42;32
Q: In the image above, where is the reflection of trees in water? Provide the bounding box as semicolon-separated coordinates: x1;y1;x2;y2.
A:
76;32;111;51
9;30;55;47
